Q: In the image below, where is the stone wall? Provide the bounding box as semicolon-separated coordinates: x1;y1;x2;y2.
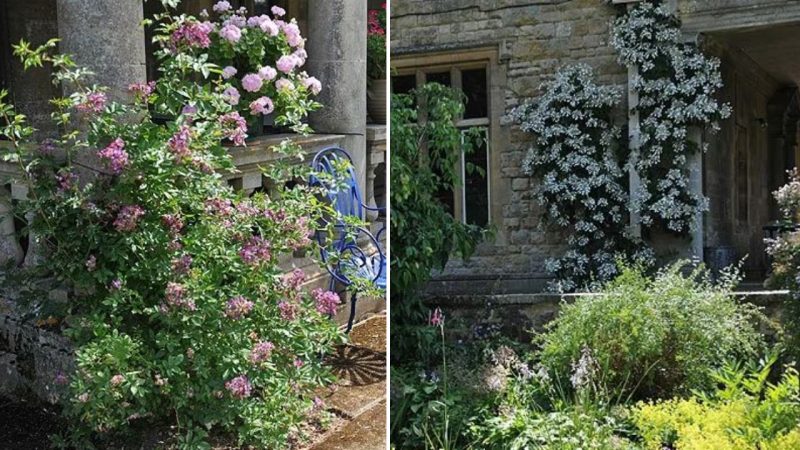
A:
392;0;628;294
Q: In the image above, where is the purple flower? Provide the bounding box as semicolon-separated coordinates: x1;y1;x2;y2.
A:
212;0;231;13
54;371;69;386
271;5;286;17
278;300;298;321
249;96;274;116
38;139;57;156
172;255;192;276
225;295;254;319
282;268;306;291
97;138;129;174
293;49;308;66
128;81;156;99
249;341;274;364
224;15;247;29
241;73;264;92
239;236;271;265
56;170;77;192
161;214;184;236
293;359;304;368
221;66;238;79
312;289;340;316
75;91;107;114
258;66;277;81
429;307;444;327
276;55;298;74
225;375;251;399
219;24;242;43
303;76;322;95
222;86;241;105
182;104;198;116
171;21;214;50
275;78;294;92
85;255;97;272
282;22;303;47
113;205;145;232
166;282;196;311
205;198;233;216
218;111;248;146
168;125;192;161
260;18;279;36
110;279;123;290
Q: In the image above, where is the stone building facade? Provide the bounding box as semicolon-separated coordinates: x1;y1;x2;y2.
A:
391;0;800;294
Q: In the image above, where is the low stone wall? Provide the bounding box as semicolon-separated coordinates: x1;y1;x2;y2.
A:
425;290;789;343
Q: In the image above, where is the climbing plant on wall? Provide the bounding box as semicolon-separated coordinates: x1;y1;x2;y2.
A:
510;64;652;292
611;1;731;233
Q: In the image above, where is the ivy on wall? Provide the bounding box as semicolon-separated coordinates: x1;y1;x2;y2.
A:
611;1;731;233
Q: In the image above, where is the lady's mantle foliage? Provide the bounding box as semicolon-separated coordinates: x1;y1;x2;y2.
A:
611;1;731;233
1;2;345;447
510;64;651;291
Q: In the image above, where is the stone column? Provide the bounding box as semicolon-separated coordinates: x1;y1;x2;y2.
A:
306;0;368;200
627;63;642;239
0;186;23;267
56;0;147;104
688;127;704;260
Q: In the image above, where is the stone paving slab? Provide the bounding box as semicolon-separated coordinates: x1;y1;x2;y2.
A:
312;400;386;450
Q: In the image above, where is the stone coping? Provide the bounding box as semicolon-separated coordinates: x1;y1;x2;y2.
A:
426;289;790;307
366;124;386;142
226;133;345;169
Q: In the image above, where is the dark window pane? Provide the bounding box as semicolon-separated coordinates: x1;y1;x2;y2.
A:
0;2;8;93
426;71;451;88
464;129;489;227
462;68;488;119
391;75;416;95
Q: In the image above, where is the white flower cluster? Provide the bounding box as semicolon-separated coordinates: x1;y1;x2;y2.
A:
611;1;731;233
511;64;652;291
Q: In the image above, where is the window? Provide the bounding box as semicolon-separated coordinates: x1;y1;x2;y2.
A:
392;61;492;227
0;2;9;93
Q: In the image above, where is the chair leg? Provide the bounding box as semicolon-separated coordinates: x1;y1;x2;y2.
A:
346;291;358;333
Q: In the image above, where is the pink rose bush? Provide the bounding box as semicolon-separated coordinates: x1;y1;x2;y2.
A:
163;1;322;138
0;5;350;446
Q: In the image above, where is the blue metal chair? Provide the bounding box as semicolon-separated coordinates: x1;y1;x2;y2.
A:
310;147;386;332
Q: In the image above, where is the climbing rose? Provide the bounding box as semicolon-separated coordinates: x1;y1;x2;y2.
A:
225;375;252;399
429;307;444;327
312;289;340;316
75;91;107;114
258;66;277;81
249;96;274;115
221;66;237;79
212;0;231;13
222;86;241;105
171;21;213;49
241;73;264;92
85;255;97;271
97;138;129;174
271;5;286;17
259;18;279;36
110;374;125;387
171;254;193;275
113;205;144;232
218;111;248;145
225;295;254;319
276;55;298;74
281;268;306;291
275;78;294;92
161;214;184;236
219;24;242;43
205;197;234;216
128;81;156;98
166;282;196;311
110;279;122;290
249;341;274;364
303;76;322;95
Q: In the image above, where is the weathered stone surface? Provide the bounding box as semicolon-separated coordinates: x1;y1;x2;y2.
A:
307;0;368;194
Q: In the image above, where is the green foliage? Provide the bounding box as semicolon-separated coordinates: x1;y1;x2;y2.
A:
1;17;345;449
390;83;485;366
538;261;766;402
633;353;800;450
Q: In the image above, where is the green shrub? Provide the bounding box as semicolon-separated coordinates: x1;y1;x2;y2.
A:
633;354;800;450
538;261;766;401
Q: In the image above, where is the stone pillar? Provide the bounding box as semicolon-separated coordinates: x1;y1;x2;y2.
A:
56;0;147;103
0;187;23;267
689;127;704;260
627;63;642;239
306;0;367;199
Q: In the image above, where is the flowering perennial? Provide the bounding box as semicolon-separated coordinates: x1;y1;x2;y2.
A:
611;1;731;232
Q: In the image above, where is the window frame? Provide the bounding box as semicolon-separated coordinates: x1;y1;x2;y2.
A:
392;48;496;227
